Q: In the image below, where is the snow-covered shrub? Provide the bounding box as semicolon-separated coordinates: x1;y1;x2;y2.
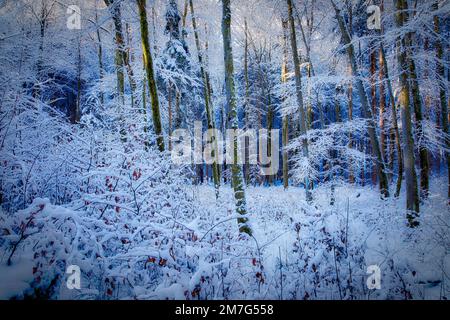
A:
287;119;369;185
1;198;105;299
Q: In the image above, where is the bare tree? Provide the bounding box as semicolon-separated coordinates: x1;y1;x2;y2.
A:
330;0;390;198
222;0;251;235
137;0;165;152
394;0;420;226
189;0;220;197
287;0;312;203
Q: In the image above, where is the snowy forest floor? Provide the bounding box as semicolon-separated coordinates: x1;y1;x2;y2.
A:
190;177;450;300
1;176;449;300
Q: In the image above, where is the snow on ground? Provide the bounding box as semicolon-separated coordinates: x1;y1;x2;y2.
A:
193;176;449;299
0;258;33;300
0;177;448;300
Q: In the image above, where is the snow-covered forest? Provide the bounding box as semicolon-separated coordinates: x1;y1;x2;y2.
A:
0;0;449;300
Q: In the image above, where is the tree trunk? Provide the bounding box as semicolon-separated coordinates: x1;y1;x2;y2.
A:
167;83;173;151
282;18;289;190
151;7;158;54
287;0;312;203
406;32;430;198
104;0;137;107
433;1;449;201
294;5;316;129
394;0;420;226
331;0;390;198
95;7;104;105
222;0;251;235
331;87;342;206
126;23;138;109
137;0;165;152
104;0;126;141
74;34;82;124
379;48;386;172
203;25;221;182
266;88;274;186
189;0;220;197
244;18;251;185
370;42;378;186
181;0;189;42
348;64;355;184
142;57;149;151
379;44;403;197
33;3;52;99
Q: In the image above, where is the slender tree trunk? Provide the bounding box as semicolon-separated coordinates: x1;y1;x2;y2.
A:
95;7;104;105
181;0;189;42
189;0;220;197
379;44;403;197
296;6;314;129
222;0;251;235
370;41;378;186
294;4;316;129
104;0;137;107
282;115;289;189
330;87;342;205
348;64;355;184
137;0;165;152
203;25;221;182
394;0;420;226
331;0;390;198
103;0;125;140
34;4;51;99
378;0;395;185
244;18;251;185
306;65;313;129
347;0;354;185
294;2;315;77
167;84;173;151
406;32;430;198
142;57;149;151
74;34;82;124
125;23;138;109
266;87;274;186
175;90;181;130
282;18;289;190
378;31;388;183
287;0;312;203
433;1;449;201
204;24;214;107
379;52;386;173
151;7;158;54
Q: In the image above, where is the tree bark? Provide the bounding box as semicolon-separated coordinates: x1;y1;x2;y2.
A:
409;64;430;198
104;0;137;107
379;45;403;197
137;0;165;152
331;0;390;198
370;41;378;186
433;1;449;201
103;0;125;140
189;0;220;197
379;49;386;170
282;18;289;190
348;64;355;184
95;6;104;106
406;32;430;198
287;0;313;203
394;0;420;226
222;0;251;235
74;34;82;124
266;86;274;186
167;83;173;151
244;18;251;185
